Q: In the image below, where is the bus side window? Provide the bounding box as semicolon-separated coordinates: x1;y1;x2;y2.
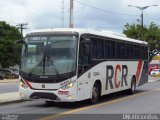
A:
91;38;104;59
78;39;90;76
79;42;90;65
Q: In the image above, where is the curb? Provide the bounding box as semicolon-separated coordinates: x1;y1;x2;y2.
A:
148;79;160;83
0;79;19;83
0;99;25;106
148;77;160;83
0;92;21;105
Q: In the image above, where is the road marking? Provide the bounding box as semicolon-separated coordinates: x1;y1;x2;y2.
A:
40;88;160;120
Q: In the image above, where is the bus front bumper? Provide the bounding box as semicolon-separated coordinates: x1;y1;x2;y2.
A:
19;87;77;102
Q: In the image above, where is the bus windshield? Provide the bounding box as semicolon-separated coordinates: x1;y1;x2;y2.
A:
21;35;78;76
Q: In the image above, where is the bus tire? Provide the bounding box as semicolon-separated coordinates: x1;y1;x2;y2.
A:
128;77;136;94
90;82;100;104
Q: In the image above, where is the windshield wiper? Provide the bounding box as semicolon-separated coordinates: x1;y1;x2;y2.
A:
27;49;45;77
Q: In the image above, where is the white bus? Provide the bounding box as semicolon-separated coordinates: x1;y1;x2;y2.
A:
16;28;148;104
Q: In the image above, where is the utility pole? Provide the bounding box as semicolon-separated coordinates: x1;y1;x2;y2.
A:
69;0;73;28
61;0;64;27
16;23;28;36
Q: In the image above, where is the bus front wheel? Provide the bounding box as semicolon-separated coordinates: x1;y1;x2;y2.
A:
90;83;100;104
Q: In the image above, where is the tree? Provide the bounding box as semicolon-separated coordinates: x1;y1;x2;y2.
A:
0;21;23;68
123;22;160;61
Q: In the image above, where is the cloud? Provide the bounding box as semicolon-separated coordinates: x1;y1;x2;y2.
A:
0;0;159;34
74;0;160;32
0;0;28;25
73;0;138;32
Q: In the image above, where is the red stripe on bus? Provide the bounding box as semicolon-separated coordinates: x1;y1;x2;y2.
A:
24;80;33;89
136;60;143;82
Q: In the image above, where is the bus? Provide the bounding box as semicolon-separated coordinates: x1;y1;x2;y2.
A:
16;28;148;104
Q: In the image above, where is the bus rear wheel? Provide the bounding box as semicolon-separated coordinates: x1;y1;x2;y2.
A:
128;77;136;94
90;83;100;104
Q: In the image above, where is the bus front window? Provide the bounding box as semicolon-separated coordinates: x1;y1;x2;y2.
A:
21;36;78;76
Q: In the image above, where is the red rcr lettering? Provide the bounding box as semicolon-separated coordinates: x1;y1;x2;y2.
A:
114;65;121;88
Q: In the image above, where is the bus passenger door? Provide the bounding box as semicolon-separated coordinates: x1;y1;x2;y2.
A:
77;37;91;101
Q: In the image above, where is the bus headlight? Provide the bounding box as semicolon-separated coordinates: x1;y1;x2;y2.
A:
61;81;74;90
68;82;74;88
19;78;28;89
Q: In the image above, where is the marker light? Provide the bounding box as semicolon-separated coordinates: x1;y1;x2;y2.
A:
19;78;28;89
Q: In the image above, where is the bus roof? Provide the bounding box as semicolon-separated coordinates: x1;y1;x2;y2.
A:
27;28;148;45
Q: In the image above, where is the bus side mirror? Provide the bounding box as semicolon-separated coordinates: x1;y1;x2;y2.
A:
14;40;27;57
14;40;27;48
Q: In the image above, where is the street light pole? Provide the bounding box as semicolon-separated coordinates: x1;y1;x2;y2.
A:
141;10;143;28
128;5;158;29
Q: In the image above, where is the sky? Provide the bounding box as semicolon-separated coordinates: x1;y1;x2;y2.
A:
0;0;160;35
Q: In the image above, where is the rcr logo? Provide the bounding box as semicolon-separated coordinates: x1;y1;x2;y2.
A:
106;65;128;90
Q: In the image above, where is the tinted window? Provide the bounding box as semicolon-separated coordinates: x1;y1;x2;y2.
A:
91;38;104;59
105;40;115;59
116;42;125;59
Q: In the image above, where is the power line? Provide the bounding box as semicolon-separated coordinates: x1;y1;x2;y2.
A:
75;0;138;16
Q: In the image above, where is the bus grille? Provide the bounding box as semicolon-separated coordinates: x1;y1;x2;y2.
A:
30;92;59;100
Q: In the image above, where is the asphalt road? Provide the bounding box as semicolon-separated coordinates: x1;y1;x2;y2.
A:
0;80;160;120
0;83;18;94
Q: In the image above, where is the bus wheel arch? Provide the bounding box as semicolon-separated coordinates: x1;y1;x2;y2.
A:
90;80;102;104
